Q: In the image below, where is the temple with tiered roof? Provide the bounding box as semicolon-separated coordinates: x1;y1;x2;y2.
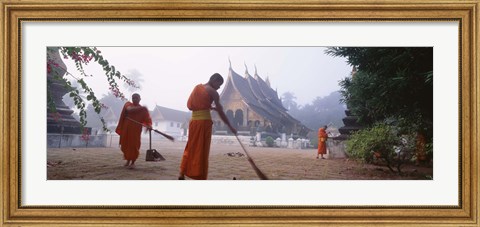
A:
211;62;310;137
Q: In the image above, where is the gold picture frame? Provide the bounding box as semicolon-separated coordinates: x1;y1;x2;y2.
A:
1;0;478;225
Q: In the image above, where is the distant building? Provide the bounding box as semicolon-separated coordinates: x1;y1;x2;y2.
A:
211;63;310;137
151;105;190;138
96;104;190;139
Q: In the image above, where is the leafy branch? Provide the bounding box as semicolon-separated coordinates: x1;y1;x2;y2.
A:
47;47;137;132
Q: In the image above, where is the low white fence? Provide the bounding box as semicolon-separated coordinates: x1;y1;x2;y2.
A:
210;135;313;150
47;134;107;148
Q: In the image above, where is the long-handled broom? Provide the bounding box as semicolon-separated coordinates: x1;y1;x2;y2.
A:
234;135;269;180
126;117;175;141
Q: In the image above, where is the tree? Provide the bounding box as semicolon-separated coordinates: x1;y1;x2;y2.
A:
81;92;127;129
123;69;144;93
281;91;299;111
326;47;433;138
47;47;137;131
311;91;346;127
287;91;346;131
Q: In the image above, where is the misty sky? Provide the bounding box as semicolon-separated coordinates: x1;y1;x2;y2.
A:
63;47;352;112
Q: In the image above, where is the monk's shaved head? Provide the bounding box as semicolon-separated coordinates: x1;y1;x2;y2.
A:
132;93;141;105
209;73;224;84
208;73;224;90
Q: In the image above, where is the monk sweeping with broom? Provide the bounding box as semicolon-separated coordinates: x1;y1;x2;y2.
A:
178;73;268;180
116;93;152;169
178;73;237;180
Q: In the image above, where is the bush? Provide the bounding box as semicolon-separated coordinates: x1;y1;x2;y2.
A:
346;123;415;173
265;136;274;147
425;142;433;160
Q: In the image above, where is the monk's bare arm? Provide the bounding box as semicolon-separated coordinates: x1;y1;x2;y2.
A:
126;105;147;113
215;104;237;135
206;87;237;135
124;104;151;129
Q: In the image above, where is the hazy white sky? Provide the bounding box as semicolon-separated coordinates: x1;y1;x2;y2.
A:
63;47;352;112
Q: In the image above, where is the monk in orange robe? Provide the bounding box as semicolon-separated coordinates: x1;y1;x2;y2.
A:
178;73;237;180
317;125;328;159
115;93;152;169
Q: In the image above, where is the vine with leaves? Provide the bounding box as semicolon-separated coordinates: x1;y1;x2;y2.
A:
47;47;138;131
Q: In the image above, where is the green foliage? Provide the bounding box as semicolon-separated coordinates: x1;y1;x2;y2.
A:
326;47;433;136
346;123;415;173
425;142;433;158
47;47;138;132
346;123;393;162
265;136;275;147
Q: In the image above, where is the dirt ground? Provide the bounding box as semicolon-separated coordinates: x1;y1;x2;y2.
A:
47;139;433;180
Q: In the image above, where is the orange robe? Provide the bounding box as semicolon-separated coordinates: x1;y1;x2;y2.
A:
115;102;152;161
318;128;328;155
180;84;213;180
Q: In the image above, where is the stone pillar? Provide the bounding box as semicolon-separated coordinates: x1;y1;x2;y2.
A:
275;138;281;147
288;137;294;148
255;132;262;146
280;133;287;147
301;139;308;149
